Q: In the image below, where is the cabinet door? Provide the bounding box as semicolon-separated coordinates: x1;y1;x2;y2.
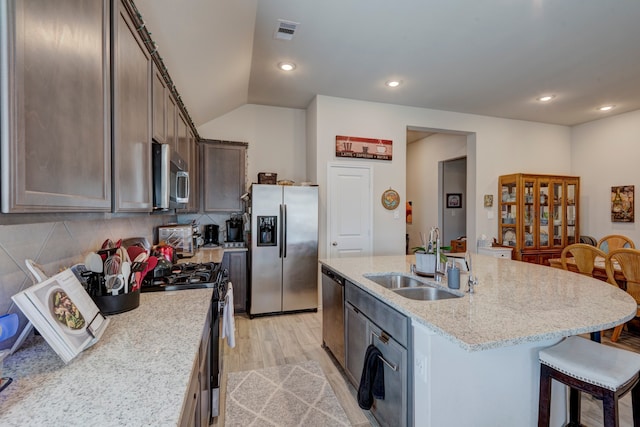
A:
112;0;152;212
177;112;190;164
344;302;369;386
370;324;408;427
187;131;199;212
166;95;177;154
152;64;167;143
201;143;246;212
1;0;111;212
179;355;200;427
222;251;247;313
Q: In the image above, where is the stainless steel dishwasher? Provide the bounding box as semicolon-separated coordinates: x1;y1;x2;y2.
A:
321;265;345;368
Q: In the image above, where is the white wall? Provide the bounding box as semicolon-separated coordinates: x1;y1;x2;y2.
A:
311;95;572;258
198;104;308;188
199;97;573;259
407;134;467;251
571;109;640;243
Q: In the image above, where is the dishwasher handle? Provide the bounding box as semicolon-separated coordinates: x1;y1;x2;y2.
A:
321;266;344;286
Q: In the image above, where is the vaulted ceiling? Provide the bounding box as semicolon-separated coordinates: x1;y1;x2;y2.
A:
135;0;640;127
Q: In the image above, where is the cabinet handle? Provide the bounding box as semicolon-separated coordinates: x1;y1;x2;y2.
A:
370;331;399;371
372;330;389;344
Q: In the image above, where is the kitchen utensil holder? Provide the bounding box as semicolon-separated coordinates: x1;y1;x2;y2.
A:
92;289;140;315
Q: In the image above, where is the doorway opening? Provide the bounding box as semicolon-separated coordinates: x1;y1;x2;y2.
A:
405;126;475;254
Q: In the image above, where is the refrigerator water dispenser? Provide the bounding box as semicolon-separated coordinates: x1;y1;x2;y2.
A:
258;216;277;246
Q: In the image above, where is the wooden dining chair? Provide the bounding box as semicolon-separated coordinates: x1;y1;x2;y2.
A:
605;248;640;342
598;234;635;254
561;244;610;342
560;243;607;276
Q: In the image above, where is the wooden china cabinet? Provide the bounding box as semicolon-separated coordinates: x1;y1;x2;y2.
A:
498;174;580;265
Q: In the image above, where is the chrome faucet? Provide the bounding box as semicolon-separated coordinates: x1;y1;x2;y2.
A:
431;227;445;281
465;251;478;293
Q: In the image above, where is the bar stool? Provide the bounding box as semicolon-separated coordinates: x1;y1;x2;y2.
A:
538;336;640;427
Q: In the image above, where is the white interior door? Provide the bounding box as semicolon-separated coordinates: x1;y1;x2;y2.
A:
328;164;372;258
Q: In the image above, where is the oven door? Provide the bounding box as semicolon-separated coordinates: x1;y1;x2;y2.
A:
210;297;223;421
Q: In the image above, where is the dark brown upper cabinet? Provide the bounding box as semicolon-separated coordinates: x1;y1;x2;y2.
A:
1;0;112;213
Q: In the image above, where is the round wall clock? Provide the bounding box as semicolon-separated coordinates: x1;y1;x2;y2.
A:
381;188;400;210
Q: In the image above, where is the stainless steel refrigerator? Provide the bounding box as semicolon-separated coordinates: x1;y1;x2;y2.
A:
250;184;318;316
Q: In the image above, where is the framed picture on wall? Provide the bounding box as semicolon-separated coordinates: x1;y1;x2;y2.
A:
447;193;462;209
611;185;634;222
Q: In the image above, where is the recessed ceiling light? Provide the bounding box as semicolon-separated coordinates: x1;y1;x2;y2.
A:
385;80;401;88
597;105;615;112
278;62;296;71
536;95;555;102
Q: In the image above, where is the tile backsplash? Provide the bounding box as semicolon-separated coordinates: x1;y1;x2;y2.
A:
0;215;173;350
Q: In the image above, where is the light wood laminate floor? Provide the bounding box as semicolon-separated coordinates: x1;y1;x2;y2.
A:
578;329;640;427
213;311;373;426
212;311;640;426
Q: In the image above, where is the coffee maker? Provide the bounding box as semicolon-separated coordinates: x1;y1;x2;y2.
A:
204;224;219;246
226;217;243;242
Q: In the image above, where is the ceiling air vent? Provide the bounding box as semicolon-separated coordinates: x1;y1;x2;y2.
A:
274;19;299;41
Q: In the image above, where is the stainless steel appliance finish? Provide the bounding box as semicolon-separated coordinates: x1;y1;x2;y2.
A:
321;265;345;367
152;143;189;210
157;224;195;258
250;184;318;316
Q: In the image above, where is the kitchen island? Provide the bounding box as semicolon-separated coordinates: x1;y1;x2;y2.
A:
0;288;212;426
321;254;636;426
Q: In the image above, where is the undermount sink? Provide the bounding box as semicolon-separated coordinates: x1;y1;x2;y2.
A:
392;286;461;301
364;273;463;301
364;273;426;289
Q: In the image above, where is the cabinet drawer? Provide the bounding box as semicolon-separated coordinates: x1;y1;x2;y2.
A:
345;281;408;347
477;247;513;259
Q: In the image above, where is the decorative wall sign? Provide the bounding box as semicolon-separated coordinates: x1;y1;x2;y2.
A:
336;135;393;161
381;188;400;210
484;194;493;208
446;193;462;209
611;185;634;222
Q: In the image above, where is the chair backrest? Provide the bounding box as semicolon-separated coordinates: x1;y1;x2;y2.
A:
605;248;640;304
598;234;635;254
560;243;607;276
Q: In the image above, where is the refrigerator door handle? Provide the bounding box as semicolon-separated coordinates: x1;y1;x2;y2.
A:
282;204;287;258
279;204;284;258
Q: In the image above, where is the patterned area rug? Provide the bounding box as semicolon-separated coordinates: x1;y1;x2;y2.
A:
224;360;351;426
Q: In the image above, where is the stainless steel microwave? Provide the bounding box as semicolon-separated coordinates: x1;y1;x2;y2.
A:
152;143;189;210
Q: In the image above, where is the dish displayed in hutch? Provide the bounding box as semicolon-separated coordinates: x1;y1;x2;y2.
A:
498;173;580;265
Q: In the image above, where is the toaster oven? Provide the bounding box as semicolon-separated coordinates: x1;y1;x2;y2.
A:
157;225;195;258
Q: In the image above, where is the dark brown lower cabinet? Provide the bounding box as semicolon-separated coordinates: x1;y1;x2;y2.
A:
222;251;247;313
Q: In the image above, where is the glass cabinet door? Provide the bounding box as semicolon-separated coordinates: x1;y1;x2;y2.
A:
552;181;563;247
524;179;535;247
539;179;550;248
566;182;577;244
500;180;517;247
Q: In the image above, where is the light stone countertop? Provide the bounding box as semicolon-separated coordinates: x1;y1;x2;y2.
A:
0;288;213;426
320;254;637;352
178;246;248;265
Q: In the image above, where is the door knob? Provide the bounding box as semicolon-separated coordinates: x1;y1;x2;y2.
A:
332;242;338;246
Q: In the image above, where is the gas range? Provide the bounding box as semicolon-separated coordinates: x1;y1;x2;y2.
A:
141;262;228;298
